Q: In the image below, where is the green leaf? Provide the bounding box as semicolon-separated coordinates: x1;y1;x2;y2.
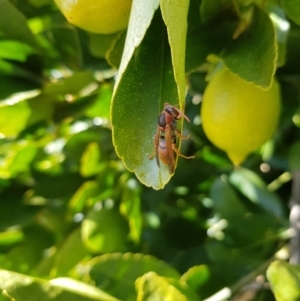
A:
112;2;190;189
267;260;300;301
289;141;300;171
220;5;277;89
210;176;247;221
68;181;100;216
185;0;238;73
88;32;122;59
200;0;239;24
81;207;128;253
80;143;102;177
107;31;127;69
181;265;210;291
0;41;35;61
136;272;200;301
0;0;37;49
0;230;24;246
0;269;120;301
229;167;284;217
119;177;142;243
84;83;113;120
282;0;300;25
53;228;89;277
160;0;189;104
88;253;181;301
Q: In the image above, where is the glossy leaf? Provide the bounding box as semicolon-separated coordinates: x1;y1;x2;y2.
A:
229;167;284;217
267;260;300;301
282;0;300;25
0;269;120;301
112;1;189;189
88;253;181;301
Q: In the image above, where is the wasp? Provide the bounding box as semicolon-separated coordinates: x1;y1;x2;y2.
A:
150;103;195;174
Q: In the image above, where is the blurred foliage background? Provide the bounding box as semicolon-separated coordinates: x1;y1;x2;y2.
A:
0;0;300;300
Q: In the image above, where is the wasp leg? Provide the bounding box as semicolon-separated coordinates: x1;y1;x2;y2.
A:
174;129;190;140
172;144;195;160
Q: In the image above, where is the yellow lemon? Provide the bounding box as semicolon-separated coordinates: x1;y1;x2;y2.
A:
55;0;133;34
201;68;281;165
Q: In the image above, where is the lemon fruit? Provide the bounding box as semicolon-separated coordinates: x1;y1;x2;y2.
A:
201;68;281;165
54;0;133;34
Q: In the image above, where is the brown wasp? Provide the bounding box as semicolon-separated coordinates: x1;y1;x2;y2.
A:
150;103;195;174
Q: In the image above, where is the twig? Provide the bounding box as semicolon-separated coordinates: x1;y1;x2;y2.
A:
289;170;300;264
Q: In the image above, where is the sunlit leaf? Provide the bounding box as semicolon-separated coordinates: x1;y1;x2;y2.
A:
80;143;102;177
136;272;200;301
181;265;210;291
267;260;300;301
0;269;120;301
112;1;190;189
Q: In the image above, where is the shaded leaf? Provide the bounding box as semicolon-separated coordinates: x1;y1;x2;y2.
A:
210;176;247;221
81;207;128;253
288;141;300;171
53;228;89;277
229;167;284;217
185;0;238;73
282;0;300;25
220;5;277;89
200;0;238;24
88;253;180;301
0;0;37;48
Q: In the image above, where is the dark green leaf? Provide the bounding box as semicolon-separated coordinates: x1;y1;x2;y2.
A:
229;167;284;217
0;0;37;48
210;176;247;221
88;253;181;301
282;0;300;25
289;141;300;171
220;5;277;89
